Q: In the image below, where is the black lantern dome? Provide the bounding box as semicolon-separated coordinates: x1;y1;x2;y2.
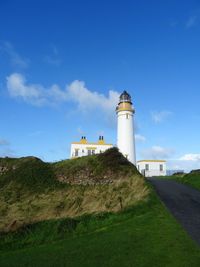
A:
119;90;132;104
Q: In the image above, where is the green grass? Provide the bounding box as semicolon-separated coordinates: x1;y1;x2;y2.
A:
174;171;200;191
0;189;200;267
0;156;64;193
157;170;200;191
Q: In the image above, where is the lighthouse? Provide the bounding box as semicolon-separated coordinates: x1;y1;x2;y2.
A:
116;90;136;165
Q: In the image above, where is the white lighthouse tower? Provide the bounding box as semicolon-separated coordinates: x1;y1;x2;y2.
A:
116;90;136;165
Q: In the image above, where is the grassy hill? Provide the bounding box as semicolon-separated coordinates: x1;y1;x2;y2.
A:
0;148;148;232
1;149;200;266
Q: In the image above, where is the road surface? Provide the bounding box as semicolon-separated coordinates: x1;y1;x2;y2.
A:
149;178;200;245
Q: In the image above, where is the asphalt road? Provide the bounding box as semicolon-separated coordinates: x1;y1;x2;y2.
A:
149;178;200;245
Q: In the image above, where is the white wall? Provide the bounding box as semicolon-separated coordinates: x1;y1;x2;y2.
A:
137;161;167;177
70;143;113;158
117;110;136;164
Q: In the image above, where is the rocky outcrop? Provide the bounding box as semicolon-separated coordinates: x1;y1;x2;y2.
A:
0;166;9;175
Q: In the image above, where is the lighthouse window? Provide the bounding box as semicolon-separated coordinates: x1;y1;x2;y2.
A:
160;164;163;171
87;150;91;155
126;114;129;119
92;150;95;155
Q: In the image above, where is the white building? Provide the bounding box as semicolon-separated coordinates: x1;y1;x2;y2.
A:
70;136;113;158
137;160;167;177
116;91;136;165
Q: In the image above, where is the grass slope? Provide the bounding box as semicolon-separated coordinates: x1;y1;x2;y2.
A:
159;170;200;191
0;148;148;232
0;190;200;267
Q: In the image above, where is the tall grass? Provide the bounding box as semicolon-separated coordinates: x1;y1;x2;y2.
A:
0;148;148;232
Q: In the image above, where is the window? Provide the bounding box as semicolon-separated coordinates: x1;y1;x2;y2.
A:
160;164;163;171
92;150;95;155
82;149;84;153
75;149;79;157
126;113;129;119
145;164;149;171
88;150;91;155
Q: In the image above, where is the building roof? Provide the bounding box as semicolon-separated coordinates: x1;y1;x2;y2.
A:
71;136;113;146
71;142;113;146
137;160;166;163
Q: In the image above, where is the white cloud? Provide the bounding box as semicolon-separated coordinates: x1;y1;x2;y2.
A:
6;72;120;119
139;149;200;172
151;110;172;123
186;15;198;29
179;154;200;161
0;138;10;146
6;73;47;106
0;138;14;157
0;148;15;157
163;154;200;172
67;80;119;114
167;159;200;172
135;134;146;142
0;41;29;68
7;73;41;99
141;146;174;159
44;56;61;66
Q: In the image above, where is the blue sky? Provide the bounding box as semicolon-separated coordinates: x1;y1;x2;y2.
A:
0;0;200;170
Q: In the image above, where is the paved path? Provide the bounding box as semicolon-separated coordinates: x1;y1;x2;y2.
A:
149;178;200;245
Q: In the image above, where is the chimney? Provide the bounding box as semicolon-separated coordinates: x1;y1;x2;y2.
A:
98;135;105;144
80;136;87;144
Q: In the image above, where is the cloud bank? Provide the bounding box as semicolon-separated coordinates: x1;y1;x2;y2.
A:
141;145;174;159
179;154;200;161
6;72;120;119
0;41;29;68
140;147;200;172
151;110;172;123
135;134;146;142
0;138;14;157
0;138;10;146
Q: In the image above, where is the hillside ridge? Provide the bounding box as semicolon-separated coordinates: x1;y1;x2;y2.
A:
0;148;149;232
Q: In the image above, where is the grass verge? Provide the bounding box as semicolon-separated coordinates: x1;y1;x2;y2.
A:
156;170;200;191
0;188;200;267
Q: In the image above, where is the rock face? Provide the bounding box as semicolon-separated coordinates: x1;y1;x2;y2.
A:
0;166;9;174
56;168;125;185
53;147;138;186
57;173;114;185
